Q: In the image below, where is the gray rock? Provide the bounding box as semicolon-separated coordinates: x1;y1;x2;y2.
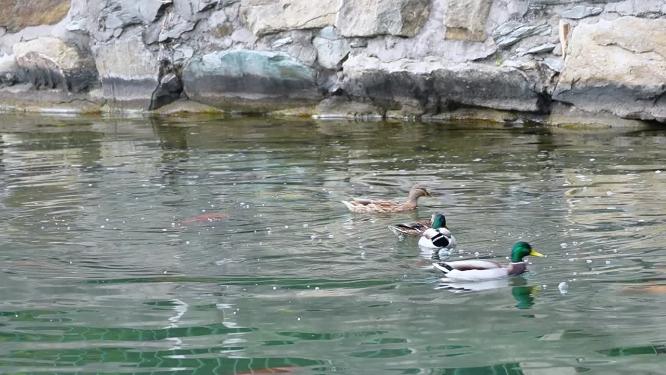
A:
493;21;551;48
605;0;665;17
313;27;351;70
259;31;318;66
542;57;563;72
91;0;173;41
445;0;493;41
158;14;198;42
183;49;320;111
13;37;98;93
0;54;18;86
554;17;666;122
349;39;368;48
151;72;183;110
174;0;218;19
94;34;161;108
336;0;430;37
271;37;293;49
241;0;338;36
342;55;546;115
559;5;603;19
519;43;557;55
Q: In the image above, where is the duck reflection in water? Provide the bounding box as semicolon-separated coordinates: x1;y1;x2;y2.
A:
436;277;538;309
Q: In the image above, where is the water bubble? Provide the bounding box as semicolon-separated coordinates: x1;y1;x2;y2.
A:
314;287;320;290
272;286;277;290
558;282;569;295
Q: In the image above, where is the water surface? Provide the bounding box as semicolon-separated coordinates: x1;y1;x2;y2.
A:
0;114;665;374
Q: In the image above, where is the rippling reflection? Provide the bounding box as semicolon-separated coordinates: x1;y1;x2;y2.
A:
0;114;665;374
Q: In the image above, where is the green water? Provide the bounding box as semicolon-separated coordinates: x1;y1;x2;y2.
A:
0;114;665;374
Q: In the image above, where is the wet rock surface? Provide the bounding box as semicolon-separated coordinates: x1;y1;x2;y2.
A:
0;0;663;124
183;49;320;111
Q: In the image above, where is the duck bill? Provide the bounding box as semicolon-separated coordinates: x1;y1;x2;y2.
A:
529;249;545;257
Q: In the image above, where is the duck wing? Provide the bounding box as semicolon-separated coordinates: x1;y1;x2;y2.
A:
432;260;500;273
433;259;507;282
442;268;510;282
389;219;430;235
351;198;375;205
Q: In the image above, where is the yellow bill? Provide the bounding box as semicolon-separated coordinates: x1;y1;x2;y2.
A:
530;249;545;257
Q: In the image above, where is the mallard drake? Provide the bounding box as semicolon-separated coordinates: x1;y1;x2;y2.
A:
417;213;456;250
433;242;543;282
342;184;431;213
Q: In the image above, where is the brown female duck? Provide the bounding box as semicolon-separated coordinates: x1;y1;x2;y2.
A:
341;185;432;213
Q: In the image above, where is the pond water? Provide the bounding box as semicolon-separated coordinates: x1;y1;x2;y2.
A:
0;114;665;374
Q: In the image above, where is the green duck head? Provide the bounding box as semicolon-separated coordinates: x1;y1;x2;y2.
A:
510;241;544;263
430;213;447;229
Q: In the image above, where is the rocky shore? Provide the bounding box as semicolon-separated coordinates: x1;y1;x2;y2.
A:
0;0;664;125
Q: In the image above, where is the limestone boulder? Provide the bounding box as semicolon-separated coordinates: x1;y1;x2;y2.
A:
241;0;339;36
559;5;603;19
173;0;219;19
94;34;161;108
183;49;320;111
445;0;493;42
313;27;351;70
13;37;98;93
336;0;430;37
341;55;545;116
554;17;666;122
88;0;172;41
493;21;551;49
0;0;70;33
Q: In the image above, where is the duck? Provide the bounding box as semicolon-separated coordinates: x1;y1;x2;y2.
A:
432;241;543;282
388;215;433;236
417;213;456;250
341;184;432;213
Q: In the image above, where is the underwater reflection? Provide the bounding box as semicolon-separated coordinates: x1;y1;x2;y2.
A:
511;285;538;310
436;277;539;310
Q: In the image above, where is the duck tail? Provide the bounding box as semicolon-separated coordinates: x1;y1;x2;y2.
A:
432;262;453;274
387;225;401;235
341;200;354;211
